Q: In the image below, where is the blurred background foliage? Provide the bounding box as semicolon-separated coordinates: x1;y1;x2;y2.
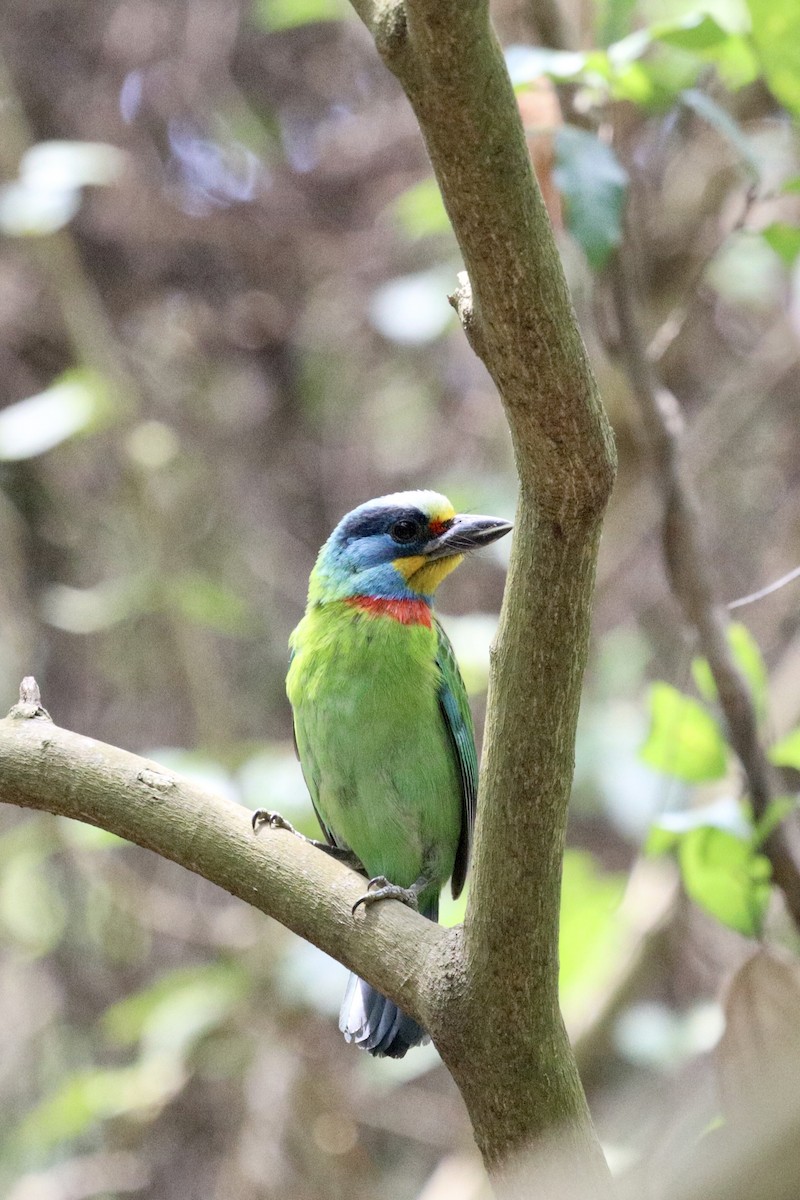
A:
0;0;799;1196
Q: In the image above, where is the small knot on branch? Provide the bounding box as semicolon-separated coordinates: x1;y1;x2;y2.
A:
448;271;487;359
9;676;52;722
374;0;408;64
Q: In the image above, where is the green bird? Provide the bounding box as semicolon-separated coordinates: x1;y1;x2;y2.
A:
255;490;512;1058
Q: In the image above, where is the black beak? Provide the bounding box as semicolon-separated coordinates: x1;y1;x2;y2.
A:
424;514;513;560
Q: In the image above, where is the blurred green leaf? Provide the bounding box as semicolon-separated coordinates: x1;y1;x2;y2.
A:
0;849;66;955
14;1058;185;1153
762;222;800;265
782;175;800;193
252;0;346;31
559;850;626;1003
646;796;751;857
390;178;451;240
554;127;628;269
655;13;730;48
680;89;760;178
104;963;248;1058
692;622;769;722
57;817;125;850
746;0;800;117
678;826;771;936
641;683;728;781
596;0;638;47
167;572;250;634
752;796;798;848
769;727;800;770
0;369;110;461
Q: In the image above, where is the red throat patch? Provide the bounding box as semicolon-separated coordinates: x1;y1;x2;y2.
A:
345;595;432;627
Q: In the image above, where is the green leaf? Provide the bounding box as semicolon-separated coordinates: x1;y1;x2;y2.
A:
769;727;800;770
641;682;728;781
680;89;759;179
252;0;346;31
762;222;800;266
104;963;248;1058
746;0;800;117
678;826;771;936
596;0;638;48
167;572;250;634
692;622;769;721
559;850;626;1002
752;796;798;848
647;798;751;859
782;176;800;194
655;13;730;48
554;127;628;270
390;178;451;240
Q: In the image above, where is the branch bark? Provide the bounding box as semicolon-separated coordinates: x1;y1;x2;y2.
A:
0;684;451;1033
349;0;616;1183
609;251;800;930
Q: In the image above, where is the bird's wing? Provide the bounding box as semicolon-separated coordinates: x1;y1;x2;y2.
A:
435;618;478;899
289;648;338;849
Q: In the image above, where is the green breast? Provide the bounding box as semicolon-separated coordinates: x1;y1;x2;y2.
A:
287;602;462;896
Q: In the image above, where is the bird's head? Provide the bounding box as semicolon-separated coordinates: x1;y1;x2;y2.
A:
309;490;512;604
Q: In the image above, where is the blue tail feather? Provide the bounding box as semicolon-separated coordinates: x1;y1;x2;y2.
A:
339;895;438;1059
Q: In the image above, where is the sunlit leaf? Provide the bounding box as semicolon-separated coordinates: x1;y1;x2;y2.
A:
692;622;769;722
769;727;800;770
678;826;771;936
654;13;730;47
746;0;800;117
646;796;752;857
782;175;800;194
559;850;626;1003
641;683;728;782
390;178;451;240
13;1058;185;1152
252;0;347;31
762;222;800;266
554;127;628;270
0;369;109;461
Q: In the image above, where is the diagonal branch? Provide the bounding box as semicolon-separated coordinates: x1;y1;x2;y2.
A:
0;681;450;1030
609;253;800;928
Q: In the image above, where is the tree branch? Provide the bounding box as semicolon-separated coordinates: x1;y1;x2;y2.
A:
609;250;800;929
0;682;451;1031
349;0;616;1183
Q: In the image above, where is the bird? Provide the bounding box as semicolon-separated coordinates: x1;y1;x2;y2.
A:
253;490;512;1058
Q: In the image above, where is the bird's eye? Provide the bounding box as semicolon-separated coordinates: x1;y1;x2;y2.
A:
390;518;421;544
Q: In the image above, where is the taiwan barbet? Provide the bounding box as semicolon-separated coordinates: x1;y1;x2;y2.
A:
253;491;512;1058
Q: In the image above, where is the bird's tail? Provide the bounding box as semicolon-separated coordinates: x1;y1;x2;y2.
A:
338;895;438;1059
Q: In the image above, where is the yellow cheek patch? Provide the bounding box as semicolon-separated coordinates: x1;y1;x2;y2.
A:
394;554;464;594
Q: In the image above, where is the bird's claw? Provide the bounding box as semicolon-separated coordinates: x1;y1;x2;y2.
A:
252;809;296;835
352;876;420;917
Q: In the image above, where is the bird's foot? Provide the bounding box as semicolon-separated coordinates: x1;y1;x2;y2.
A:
352;876;420;916
252;810;364;871
251;810;298;835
